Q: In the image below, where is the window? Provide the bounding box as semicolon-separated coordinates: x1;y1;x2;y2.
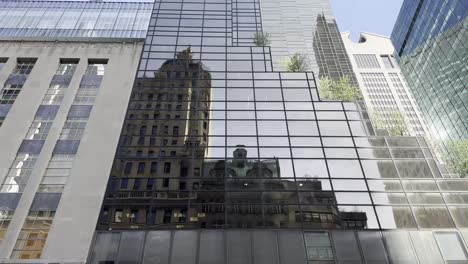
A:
151;162;158;173
12;59;36;75
0;211;14;241
42;84;67;105
137;162;145;174
25;119;53;140
0;58;7;72
304;232;334;261
164;162;171;173
435;232;468;261
73;88;99;105
120;178;128;189
1;84;23;104
163;178;169;188
381;55;394;68
133;179;141;190
85;60;107;75
114;210;123;223
56;59;79;75
39;154;74;193
124;162;132;175
1;154;38;193
12;211;54;259
173;126;179;136
163;209;171;223
147;179;154;190
59;118;87;140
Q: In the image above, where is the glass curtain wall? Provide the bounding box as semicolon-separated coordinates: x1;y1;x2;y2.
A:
95;0;468;232
391;0;467;176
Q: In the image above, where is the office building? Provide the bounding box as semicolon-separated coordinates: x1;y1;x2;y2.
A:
342;32;428;137
0;1;152;261
90;0;468;264
391;0;467;175
0;0;468;263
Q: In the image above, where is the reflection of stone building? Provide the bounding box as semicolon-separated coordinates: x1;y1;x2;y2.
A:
200;146;367;229
98;49;212;229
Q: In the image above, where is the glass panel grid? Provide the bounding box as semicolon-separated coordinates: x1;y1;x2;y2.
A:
95;0;468;232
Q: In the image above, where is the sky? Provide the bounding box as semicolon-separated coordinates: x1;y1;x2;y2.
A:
330;0;404;41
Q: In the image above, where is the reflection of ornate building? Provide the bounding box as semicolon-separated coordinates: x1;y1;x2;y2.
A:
200;146;367;229
99;135;367;229
98;49;212;229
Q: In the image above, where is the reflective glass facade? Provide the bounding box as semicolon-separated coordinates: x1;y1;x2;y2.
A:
391;0;468;173
96;0;468;235
0;0;467;263
0;1;152;40
260;0;357;84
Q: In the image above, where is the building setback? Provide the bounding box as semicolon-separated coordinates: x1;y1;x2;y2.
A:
341;32;429;138
0;0;467;263
91;0;468;263
260;0;357;85
391;0;467;175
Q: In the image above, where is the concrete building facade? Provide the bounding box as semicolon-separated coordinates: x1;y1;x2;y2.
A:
341;32;428;137
0;1;151;262
0;39;144;263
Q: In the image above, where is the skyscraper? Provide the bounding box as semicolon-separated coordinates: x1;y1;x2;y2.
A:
1;0;468;263
391;0;467;176
259;0;357;85
88;0;468;263
341;32;429;137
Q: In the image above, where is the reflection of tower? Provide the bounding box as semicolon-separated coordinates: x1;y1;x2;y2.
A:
98;48;212;229
313;13;358;85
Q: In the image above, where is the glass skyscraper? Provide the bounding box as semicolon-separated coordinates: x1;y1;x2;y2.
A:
89;0;468;263
0;0;467;263
391;0;467;176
